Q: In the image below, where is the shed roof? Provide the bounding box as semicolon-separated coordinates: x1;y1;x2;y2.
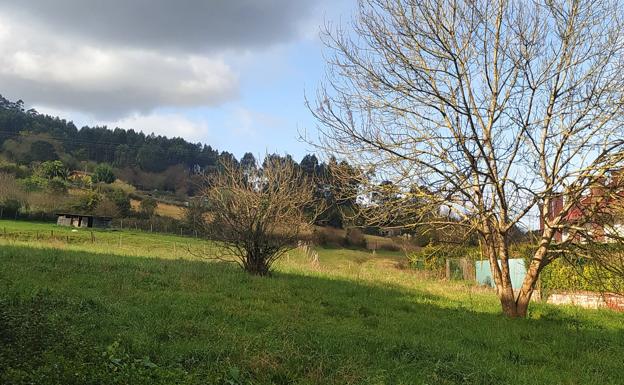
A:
55;213;112;220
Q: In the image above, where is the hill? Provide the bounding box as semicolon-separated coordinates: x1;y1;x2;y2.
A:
0;94;239;196
0;219;623;384
0;94;365;232
0;95;349;199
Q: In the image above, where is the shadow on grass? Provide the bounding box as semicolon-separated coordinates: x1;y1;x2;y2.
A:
0;244;623;385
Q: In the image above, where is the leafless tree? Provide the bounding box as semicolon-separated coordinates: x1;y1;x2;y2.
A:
310;0;624;317
199;159;320;276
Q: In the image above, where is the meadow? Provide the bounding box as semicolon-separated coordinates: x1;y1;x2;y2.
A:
0;219;623;385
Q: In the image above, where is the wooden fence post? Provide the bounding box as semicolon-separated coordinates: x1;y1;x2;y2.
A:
91;231;95;243
445;259;451;280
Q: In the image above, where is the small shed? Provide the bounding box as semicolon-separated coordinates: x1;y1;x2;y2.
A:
56;213;112;229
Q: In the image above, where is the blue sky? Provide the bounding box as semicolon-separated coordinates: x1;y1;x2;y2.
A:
0;0;354;162
202;38;329;159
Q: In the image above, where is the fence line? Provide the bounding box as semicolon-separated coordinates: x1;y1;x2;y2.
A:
0;211;199;238
0;227;211;260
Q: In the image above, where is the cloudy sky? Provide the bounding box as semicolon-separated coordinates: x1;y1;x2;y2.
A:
0;0;352;160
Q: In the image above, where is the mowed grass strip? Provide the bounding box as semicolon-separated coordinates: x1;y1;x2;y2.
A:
0;221;623;384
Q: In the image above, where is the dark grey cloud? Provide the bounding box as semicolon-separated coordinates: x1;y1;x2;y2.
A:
0;26;239;119
0;0;324;52
0;0;339;122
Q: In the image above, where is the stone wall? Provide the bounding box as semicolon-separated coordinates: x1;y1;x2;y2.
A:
547;291;624;311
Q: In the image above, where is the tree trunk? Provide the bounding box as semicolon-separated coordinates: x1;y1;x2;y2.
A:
244;252;270;276
483;230;527;317
499;286;520;317
514;245;550;317
482;229;518;317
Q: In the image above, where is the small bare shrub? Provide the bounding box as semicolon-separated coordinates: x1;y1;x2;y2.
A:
200;159;321;276
345;227;366;248
312;227;345;248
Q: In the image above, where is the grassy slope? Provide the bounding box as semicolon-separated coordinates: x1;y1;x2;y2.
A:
130;199;185;219
0;220;623;385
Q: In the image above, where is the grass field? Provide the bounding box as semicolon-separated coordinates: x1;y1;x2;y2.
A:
130;199;186;219
0;219;623;384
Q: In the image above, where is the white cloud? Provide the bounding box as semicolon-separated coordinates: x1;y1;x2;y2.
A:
103;113;210;143
34;104;211;143
0;15;238;119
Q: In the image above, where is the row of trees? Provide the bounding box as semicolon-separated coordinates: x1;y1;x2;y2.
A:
0;99;369;219
0;96;235;173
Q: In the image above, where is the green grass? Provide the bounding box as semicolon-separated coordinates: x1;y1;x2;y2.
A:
0;219;623;384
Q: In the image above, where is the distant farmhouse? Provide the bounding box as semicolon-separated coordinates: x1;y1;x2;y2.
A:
56;213;112;229
541;172;624;242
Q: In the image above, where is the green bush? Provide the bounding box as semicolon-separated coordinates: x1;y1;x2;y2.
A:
184;198;207;234
139;197;158;218
0;161;29;178
68;191;101;214
541;258;624;294
47;177;68;194
36;160;67;180
19;175;48;191
105;188;131;217
93;164;116;184
408;243;480;272
0;198;22;218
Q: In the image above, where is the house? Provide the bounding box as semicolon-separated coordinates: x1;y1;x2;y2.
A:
56;213;112;229
541;172;624;242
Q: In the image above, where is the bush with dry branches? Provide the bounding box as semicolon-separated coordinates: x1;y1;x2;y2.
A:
199;159;321;276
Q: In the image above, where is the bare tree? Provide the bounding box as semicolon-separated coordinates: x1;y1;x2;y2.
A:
200;159;320;276
311;0;624;317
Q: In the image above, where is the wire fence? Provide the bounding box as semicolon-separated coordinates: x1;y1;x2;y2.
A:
0;210;200;238
0;225;215;260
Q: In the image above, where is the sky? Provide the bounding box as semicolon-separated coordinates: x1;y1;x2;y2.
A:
0;0;354;161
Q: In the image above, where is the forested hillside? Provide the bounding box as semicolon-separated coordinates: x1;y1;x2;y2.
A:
0;95;349;194
0;94;367;231
0;95;242;194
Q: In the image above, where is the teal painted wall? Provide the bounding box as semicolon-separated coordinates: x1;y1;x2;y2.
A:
475;259;526;289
